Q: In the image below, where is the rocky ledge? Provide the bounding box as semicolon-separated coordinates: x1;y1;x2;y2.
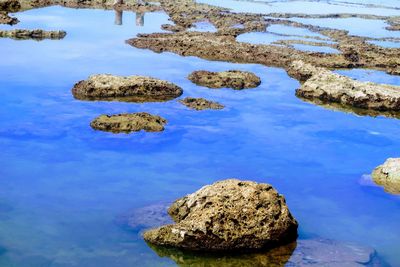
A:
90;112;167;133
188;70;261;90
179;97;224;111
289;61;400;112
0;11;18;25
72;74;183;102
143;179;298;251
0;29;66;40
372;158;400;195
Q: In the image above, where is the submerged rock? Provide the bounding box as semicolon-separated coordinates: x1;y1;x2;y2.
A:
0;29;66;40
143;179;298;251
372;158;400;195
188;70;261;90
90;112;167;133
179;97;224;110
149;238;382;267
289;61;400;112
72;74;183;102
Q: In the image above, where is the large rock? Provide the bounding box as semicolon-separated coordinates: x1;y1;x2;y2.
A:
143;179;298;251
289;61;400;112
188;70;261;90
179;97;224;110
372;158;400;195
0;11;18;25
90;112;167;133
72;74;183;102
149;238;382;267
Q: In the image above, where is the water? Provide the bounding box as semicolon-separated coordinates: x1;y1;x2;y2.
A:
0;3;400;267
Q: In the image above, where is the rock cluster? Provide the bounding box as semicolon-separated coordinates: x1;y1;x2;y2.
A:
372;158;400;195
0;29;66;40
143;179;298;251
90;112;167;133
188;70;261;90
179;97;224;110
72;74;183;102
289;61;400;112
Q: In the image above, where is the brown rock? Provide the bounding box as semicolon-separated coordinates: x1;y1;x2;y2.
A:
188;70;261;90
143;179;298;251
179;97;224;110
0;11;18;25
72;74;183;102
372;158;400;195
0;0;20;12
90;112;167;133
0;29;66;40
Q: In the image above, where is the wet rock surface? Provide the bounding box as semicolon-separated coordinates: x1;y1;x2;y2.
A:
72;74;183;102
179;97;224;111
289;61;400;112
90;112;167;133
372;158;400;195
188;70;261;90
0;11;18;24
0;29;66;40
149;238;383;267
143;179;298;251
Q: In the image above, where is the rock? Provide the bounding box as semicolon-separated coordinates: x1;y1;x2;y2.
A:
290;61;400;112
0;0;20;12
372;158;400;195
188;70;261;90
143;179;298;251
72;74;183;102
90;112;167;133
0;11;18;25
0;29;66;40
148;238;382;267
179;97;224;110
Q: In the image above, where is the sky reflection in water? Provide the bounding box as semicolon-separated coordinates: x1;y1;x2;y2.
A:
0;4;400;267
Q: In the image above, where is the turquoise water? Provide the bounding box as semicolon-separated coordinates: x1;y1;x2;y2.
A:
0;3;400;267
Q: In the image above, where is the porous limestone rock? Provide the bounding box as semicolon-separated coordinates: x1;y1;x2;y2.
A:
188;70;261;90
372;158;400;195
179;97;224;110
0;29;66;40
90;112;167;133
72;74;183;102
143;179;298;251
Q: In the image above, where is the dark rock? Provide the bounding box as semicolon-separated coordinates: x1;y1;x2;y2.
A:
179;97;224;110
188;70;261;90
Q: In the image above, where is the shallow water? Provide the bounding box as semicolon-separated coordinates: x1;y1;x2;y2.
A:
0;3;400;267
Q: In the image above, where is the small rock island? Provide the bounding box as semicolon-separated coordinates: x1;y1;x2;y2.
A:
188;70;261;90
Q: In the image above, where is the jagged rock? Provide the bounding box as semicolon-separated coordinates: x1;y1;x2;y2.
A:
148;238;382;267
72;74;183;102
90;112;167;133
0;29;66;40
188;70;261;90
0;11;18;25
289;61;400;112
372;158;400;195
143;179;298;251
0;0;20;12
179;97;224;110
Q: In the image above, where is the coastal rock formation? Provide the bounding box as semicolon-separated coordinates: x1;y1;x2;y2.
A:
0;29;66;40
149;238;381;267
188;70;261;90
90;112;167;133
143;179;298;251
72;74;183;102
372;158;400;195
0;0;20;12
0;11;18;24
289;61;400;112
179;97;224;110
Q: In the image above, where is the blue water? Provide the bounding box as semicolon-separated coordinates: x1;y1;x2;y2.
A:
0;3;400;267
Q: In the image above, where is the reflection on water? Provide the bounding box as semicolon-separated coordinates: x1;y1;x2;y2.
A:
114;10;144;26
0;2;400;267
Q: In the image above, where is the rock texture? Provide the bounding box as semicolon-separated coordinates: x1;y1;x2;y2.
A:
0;11;18;25
179;97;224;110
188;70;261;90
289;61;400;112
143;179;298;251
372;158;400;195
90;112;167;133
72;74;183;102
149;238;382;267
0;29;66;40
0;0;20;12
